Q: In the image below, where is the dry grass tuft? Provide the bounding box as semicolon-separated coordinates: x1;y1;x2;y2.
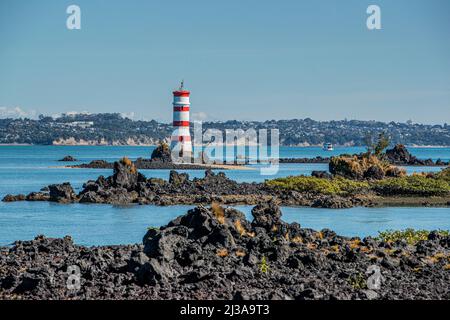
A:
234;219;254;237
121;157;133;167
360;246;372;254
330;244;340;252
433;252;446;261
216;248;228;257
349;239;361;250
235;249;246;257
291;236;303;244
211;202;225;224
234;219;246;236
121;157;136;174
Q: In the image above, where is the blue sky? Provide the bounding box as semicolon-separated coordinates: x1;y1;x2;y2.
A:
1;0;449;123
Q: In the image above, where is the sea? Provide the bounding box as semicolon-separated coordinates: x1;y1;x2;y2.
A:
0;145;449;246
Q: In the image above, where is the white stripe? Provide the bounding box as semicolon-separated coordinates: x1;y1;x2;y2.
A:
173;96;190;105
173;111;190;122
172;127;191;136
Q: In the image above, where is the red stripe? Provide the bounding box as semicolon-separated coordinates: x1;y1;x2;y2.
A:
173;91;190;97
174;106;190;111
172;136;191;142
173;121;190;127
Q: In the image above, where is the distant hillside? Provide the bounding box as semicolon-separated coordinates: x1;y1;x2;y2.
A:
0;113;449;146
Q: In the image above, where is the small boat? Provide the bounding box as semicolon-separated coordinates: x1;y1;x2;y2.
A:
323;143;334;151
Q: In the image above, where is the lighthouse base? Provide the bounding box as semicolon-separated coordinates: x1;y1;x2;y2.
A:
170;141;193;163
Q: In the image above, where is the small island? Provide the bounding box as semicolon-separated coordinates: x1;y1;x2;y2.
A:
67;142;246;170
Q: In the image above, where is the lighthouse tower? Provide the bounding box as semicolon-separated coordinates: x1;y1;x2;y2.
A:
171;81;192;161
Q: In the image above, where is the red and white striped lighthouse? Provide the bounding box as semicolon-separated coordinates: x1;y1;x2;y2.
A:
171;81;192;160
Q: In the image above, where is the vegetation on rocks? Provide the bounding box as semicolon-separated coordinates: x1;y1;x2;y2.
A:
437;167;450;183
267;171;450;198
150;141;172;162
372;175;450;197
330;134;409;180
376;229;450;245
364;132;390;157
266;176;369;196
329;154;406;180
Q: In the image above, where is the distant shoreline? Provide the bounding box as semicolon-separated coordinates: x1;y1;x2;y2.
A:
0;144;449;148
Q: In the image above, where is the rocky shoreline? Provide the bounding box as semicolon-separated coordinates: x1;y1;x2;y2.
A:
1;171;364;209
66;142;238;170
65;144;449;170
0;157;373;208
1;203;449;300
3;157;450;208
279;145;449;166
69;158;225;170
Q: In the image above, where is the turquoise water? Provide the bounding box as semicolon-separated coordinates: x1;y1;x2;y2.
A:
0;146;449;246
0;202;449;246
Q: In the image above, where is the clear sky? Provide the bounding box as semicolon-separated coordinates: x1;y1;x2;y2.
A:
1;0;449;123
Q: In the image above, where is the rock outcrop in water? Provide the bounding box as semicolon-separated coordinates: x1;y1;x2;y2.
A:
71;158;220;170
150;142;172;163
279;145;449;167
329;154;406;180
58;155;77;162
66;144;448;171
384;144;448;166
69;142;225;170
77;165;272;206
1;203;449;300
49;183;78;203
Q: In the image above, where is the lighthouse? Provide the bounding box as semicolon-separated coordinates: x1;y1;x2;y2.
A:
171;81;192;161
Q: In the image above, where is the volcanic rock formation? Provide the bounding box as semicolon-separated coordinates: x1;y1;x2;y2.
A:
1;203;449;300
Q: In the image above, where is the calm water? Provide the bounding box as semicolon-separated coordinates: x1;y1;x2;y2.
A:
1;202;449;246
0;146;449;246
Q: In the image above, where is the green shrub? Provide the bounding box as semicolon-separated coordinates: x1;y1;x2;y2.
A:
376;229;450;245
260;256;269;274
372;175;450;196
266;176;369;196
348;272;367;290
437;167;450;183
267;171;450;197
